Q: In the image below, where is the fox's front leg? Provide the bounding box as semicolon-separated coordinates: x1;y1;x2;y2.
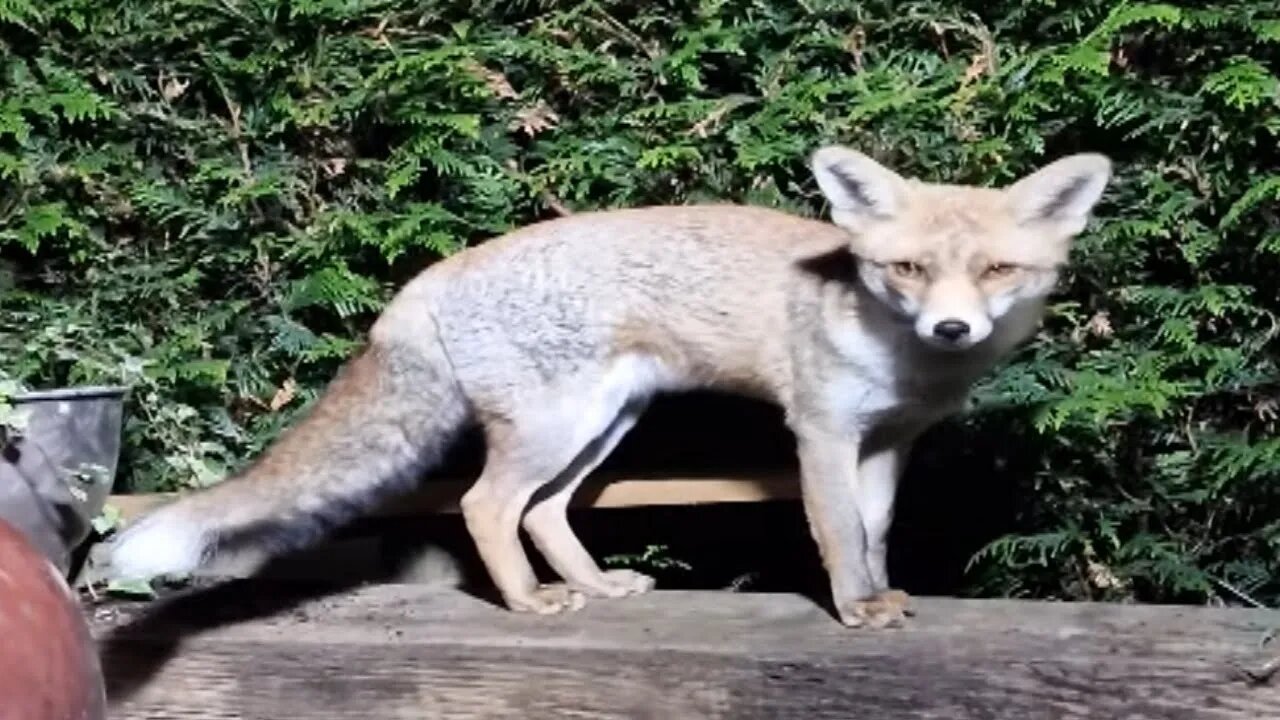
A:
856;438;915;616
794;425;905;629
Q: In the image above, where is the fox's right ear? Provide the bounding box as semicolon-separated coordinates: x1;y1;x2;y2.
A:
810;145;909;232
1005;153;1112;235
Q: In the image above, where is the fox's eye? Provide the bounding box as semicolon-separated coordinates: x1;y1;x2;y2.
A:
890;261;926;279
982;263;1016;279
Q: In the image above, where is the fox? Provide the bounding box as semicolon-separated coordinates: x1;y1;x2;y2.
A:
106;145;1111;628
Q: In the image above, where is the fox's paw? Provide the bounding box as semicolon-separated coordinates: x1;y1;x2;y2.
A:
597;569;656;598
506;584;587;615
567;568;656;599
874;588;913;615
837;593;909;629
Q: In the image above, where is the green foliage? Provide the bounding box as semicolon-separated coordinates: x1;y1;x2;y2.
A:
605;544;693;573
2;0;1277;605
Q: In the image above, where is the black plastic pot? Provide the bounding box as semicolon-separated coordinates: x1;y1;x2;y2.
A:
0;386;127;575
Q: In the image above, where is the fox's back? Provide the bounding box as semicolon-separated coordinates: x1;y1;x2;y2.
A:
434;203;842;284
377;204;847;400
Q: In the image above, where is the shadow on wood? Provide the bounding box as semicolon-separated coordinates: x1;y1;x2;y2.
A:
93;578;358;707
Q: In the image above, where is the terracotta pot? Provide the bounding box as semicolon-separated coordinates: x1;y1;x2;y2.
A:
0;517;106;720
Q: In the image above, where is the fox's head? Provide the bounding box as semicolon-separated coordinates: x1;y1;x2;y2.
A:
811;146;1111;351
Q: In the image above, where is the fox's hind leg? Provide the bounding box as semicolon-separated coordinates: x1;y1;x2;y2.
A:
460;361;656;614
521;399;656;599
461;420;589;615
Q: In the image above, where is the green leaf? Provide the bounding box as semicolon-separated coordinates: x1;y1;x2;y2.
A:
1201;58;1280;111
105;578;158;599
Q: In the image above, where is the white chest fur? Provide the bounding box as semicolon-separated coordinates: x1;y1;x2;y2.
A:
823;318;992;434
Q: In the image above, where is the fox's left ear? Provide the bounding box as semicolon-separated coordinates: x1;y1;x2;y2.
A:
1005;154;1113;234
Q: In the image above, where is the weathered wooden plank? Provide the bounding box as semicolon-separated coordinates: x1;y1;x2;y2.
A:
92;583;1279;720
105;474;802;520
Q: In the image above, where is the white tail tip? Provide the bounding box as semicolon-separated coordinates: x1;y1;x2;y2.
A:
107;509;209;581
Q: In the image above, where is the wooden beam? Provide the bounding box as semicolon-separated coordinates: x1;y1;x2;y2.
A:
105;474;801;520
92;584;1280;719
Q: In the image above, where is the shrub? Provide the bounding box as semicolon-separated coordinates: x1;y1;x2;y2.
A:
2;0;1276;605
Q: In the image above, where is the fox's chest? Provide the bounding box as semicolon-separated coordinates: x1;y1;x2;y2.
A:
820;330;982;433
822;372;961;435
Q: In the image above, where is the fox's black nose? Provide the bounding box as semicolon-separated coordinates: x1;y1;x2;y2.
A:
933;319;971;341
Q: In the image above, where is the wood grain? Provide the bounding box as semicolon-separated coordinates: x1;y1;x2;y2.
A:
91;583;1280;719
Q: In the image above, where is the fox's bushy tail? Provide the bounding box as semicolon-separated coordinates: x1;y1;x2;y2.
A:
108;339;469;581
